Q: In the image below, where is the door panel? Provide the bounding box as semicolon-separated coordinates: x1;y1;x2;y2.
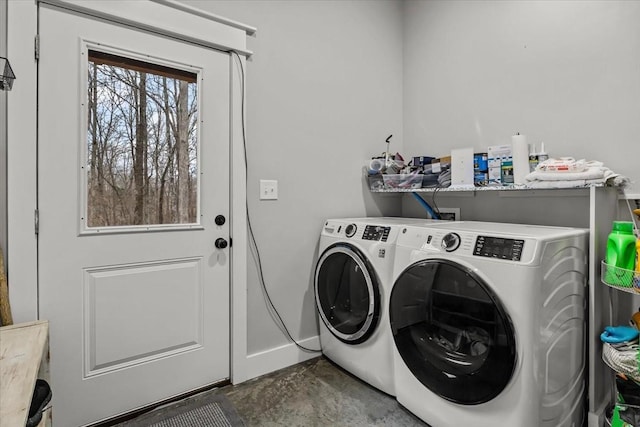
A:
84;258;203;376
38;5;230;426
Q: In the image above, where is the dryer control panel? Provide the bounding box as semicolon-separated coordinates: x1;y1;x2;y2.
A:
362;225;391;241
473;236;524;261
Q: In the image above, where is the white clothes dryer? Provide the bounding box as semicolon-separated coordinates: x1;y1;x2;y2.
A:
314;217;434;396
389;221;588;427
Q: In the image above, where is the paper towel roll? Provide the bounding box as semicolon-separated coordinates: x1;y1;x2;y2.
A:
368;158;384;174
512;133;529;185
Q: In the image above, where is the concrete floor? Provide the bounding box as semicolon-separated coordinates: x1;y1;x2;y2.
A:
223;356;426;426
116;356;427;426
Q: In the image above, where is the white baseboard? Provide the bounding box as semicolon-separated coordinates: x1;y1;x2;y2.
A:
242;335;321;382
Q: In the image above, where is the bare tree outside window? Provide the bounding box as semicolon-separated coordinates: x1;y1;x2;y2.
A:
86;50;198;227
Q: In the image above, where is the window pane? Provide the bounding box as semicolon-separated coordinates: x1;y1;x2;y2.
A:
87;50;198;227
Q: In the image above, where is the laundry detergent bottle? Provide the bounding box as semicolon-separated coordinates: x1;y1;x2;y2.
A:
636;237;640;273
605;221;636;285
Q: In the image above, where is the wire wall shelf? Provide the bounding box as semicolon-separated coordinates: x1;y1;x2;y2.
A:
601;260;640;295
369;182;605;194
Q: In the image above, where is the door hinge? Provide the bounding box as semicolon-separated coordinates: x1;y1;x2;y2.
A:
34;35;40;60
34;209;39;235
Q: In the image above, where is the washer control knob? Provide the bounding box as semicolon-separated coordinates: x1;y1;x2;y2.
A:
345;224;357;238
442;233;461;252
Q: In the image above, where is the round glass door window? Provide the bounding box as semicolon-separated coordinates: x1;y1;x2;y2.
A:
315;244;380;344
389;259;516;404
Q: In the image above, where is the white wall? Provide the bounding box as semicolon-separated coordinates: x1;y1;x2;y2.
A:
215;0;640;385
180;0;404;356
403;0;640;194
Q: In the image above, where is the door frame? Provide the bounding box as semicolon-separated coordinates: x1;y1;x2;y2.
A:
6;0;254;384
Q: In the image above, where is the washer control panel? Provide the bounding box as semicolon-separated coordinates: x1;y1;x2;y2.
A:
473;236;524;261
362;225;391;241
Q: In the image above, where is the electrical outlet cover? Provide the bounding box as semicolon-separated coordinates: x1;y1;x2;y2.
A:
451;148;475;188
260;179;278;200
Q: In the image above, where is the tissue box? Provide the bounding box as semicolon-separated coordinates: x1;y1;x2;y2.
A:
382;174;423;189
488;145;512;185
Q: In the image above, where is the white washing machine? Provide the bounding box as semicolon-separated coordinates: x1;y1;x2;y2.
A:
389;221;589;427
314;217;435;396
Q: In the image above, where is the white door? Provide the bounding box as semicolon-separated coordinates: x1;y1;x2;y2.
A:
38;5;231;426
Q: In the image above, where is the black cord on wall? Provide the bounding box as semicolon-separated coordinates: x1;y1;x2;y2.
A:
230;51;320;353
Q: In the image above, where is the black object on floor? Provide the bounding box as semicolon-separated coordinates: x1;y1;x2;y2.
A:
26;379;52;427
117;392;244;427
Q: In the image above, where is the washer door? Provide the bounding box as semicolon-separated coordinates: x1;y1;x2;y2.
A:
315;243;380;344
389;259;516;404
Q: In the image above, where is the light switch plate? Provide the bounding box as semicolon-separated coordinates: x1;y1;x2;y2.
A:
260;180;278;200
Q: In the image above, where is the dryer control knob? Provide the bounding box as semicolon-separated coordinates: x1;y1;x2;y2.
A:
345;224;357;238
442;233;461;252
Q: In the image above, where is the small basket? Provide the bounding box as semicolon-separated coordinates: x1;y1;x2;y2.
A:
607;402;640;427
601;261;640;294
602;342;640;383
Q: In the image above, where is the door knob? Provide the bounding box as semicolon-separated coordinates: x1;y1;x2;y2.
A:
215;238;228;249
215;215;226;226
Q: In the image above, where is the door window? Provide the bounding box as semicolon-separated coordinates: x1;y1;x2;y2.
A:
389;259;516;404
86;50;199;228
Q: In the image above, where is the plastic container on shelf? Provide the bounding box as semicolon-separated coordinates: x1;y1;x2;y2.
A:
367;174;384;191
382;174;423;190
605;222;637;286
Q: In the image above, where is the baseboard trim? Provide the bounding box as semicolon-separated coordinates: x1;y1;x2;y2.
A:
244;335;321;382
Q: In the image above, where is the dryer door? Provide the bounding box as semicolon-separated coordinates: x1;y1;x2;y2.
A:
390;258;516;405
315;243;380;344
